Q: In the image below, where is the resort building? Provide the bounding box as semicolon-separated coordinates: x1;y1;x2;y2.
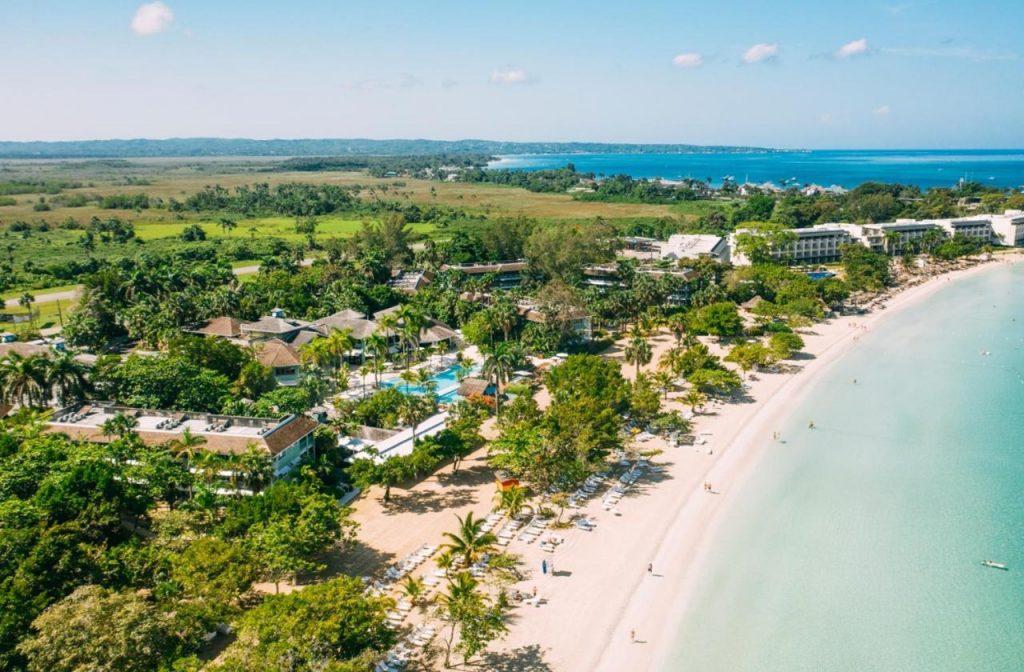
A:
254;339;303;386
520;305;593;342
661;234;730;263
46;401;319;483
581;265;695;306
933;217;994;243
731;224;853;266
186;306;459;364
990;209;1024;246
440;260;527;290
620;236;661;260
239;309;313;343
390;269;433;294
858;221;941;254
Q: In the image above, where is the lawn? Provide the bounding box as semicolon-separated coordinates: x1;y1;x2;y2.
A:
2;296;76;333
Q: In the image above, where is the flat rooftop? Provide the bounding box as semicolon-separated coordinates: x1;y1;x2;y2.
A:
47;402;317;456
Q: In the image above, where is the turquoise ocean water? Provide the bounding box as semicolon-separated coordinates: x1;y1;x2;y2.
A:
661;263;1024;672
490;150;1024;189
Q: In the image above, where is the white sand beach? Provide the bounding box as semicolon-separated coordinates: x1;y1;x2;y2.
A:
483;254;1022;672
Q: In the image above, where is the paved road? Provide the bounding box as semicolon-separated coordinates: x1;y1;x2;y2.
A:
3;258;315;309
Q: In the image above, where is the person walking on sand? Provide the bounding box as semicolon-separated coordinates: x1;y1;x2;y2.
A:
630;629;636;643
647;562;653;574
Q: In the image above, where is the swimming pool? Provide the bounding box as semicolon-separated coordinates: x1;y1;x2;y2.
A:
381;365;472;402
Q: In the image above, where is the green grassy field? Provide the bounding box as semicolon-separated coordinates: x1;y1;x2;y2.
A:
131;216;435;242
1;298;74;334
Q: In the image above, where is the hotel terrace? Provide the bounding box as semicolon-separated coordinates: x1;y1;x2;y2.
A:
46;401;319;484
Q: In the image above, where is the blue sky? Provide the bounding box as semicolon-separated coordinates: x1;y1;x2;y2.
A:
3;0;1023;148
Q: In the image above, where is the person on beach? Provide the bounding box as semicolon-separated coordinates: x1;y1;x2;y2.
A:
630;629;636;643
648;562;653;574
809;420;815;429
542;559;547;575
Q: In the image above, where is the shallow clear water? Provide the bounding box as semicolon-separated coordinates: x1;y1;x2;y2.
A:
662;264;1024;672
490;149;1024;189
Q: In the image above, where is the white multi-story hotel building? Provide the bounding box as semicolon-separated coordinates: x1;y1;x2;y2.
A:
731;224;853;266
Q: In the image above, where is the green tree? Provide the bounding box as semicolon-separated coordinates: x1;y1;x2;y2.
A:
435;573;509;668
482;342;518;419
690;302;744;341
16;585;172;672
218;577;394;672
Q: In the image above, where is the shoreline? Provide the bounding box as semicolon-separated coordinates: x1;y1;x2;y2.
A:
489;254;1022;672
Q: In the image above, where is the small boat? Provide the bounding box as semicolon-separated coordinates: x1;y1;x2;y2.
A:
981;560;1008;570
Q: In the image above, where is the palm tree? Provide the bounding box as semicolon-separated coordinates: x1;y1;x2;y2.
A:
100;412;138;440
399;394;433;443
400;575;427;610
237;443;273;493
326;327;355;373
218;217;237;237
397;306;424;370
493;485;528;520
364;332;388;385
168;428;207;493
491;300;519;342
441;511;498;566
399;368;418;394
652;370;675;399
623;328;653;379
682;387;707;414
414;367;438;396
482;343;517;420
667;312;688;345
300;338;332;374
18;293;35;327
358;364;371;396
0;353;48;407
44;352;89;406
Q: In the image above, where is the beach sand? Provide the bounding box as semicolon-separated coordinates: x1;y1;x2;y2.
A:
484;255;1021;672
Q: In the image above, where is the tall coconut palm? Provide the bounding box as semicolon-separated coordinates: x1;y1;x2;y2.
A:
667;312;688;345
0;353;48;407
45;352;90;406
491;300;519;342
399;394;433;443
482;343;517;419
168;427;207;498
326;327;355;373
364;332;388;385
652;370;676;399
623;328;653;379
440;511;498;566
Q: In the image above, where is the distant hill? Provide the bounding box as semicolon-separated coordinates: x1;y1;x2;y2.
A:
0;137;782;159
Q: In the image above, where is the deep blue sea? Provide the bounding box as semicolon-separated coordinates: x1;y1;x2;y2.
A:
489;150;1024;189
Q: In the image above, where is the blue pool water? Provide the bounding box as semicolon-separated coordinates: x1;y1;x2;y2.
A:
381;365;471;403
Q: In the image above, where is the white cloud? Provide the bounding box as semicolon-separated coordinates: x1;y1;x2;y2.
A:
819;113;834;124
873;104;891;116
672;53;703;68
489;69;532;84
836;38;869;59
132;2;174;35
742;43;778;64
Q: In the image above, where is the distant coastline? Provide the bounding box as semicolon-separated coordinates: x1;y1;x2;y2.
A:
0;137;785;160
